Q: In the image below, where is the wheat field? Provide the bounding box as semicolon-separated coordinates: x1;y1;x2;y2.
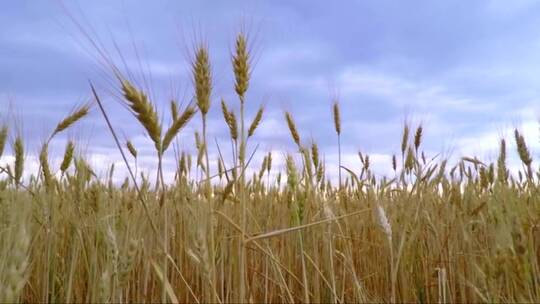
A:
0;32;539;303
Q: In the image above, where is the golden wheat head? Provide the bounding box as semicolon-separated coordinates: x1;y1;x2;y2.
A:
120;79;162;153
233;33;250;99
285;111;301;147
193;46;212;116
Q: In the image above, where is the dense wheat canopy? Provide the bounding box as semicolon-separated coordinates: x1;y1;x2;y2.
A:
2;1;540;303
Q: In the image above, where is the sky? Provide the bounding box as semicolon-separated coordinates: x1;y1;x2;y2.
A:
2;0;540;182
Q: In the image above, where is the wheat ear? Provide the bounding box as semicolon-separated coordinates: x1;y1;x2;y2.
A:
162;107;196;152
52;103;90;138
248;106;264;138
120;79;162;153
285;112;301;147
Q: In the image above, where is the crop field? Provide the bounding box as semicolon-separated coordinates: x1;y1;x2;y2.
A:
1;31;540;303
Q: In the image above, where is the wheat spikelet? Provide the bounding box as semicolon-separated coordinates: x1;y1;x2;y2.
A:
259;155;268;179
285;112;301;147
98;270;111;303
392;154;397;171
286;154;298;189
266;151;272;173
1;221;30;303
414;124;423;151
332;101;341;135
497;138;508;183
52;103;90;137
221;99;238;141
126;140;137;159
233;33;250;99
121;79;162;153
363;154;370;171
248;106;264;137
13;136;24;186
193;46;212;116
162;107;196;151
187;154;193;173
60;141;75;173
316;163;324;183
401;123;409;156
301;147;313;179
0;125;8;158
119;239;139;286
194;131;201;150
487;163;495;185
479;167;489;189
170;100;179;121
311;142;320;169
375;204;392;243
217;157;223;179
405;146;415;172
39;143;53;188
179;152;187;175
514;129;532;166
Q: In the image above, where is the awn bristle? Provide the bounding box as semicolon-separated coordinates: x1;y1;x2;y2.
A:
121;79;162;153
248;106;264;137
60;141;75;173
162;107;196;151
285;112;301;147
233;33;250;99
193;46;212;116
52;103;90;137
333;101;341;135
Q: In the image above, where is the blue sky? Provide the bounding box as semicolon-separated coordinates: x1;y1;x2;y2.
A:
2;0;540;180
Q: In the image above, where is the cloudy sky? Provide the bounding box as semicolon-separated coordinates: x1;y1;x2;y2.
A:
2;0;540;181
